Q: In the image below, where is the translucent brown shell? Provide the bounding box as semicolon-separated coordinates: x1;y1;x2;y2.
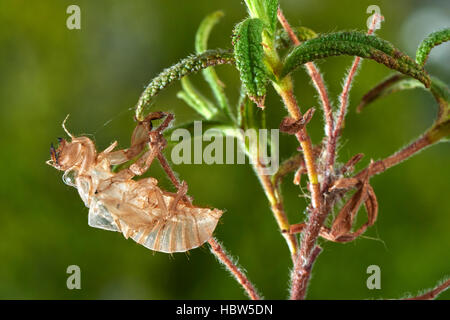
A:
86;178;223;253
48;112;223;253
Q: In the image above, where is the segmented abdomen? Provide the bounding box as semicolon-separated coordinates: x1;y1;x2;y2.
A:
132;206;222;253
87;180;223;253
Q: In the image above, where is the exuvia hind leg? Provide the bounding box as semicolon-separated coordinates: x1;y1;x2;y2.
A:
102;112;172;180
103;111;167;166
168;181;189;212
146;113;192;204
96;136;165;194
102;112;191;203
95;112;167;192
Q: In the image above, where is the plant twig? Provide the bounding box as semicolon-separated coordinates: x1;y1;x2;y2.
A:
272;153;305;189
277;84;329;300
238;95;299;260
357;74;405;113
208;237;262;300
254;159;299;260
277;10;327;300
289;246;322;300
356;134;431;179
405;278;450;300
277;8;334;143
277;87;321;211
404;279;450;300
325;13;384;185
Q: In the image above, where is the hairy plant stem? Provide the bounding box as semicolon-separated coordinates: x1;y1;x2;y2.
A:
356;134;432;179
254;158;299;260
275;80;327;300
405;279;450;300
290;246;322;300
277;8;334;144
276;84;321;207
208;237;261;300
276;10;328;299
325;14;383;188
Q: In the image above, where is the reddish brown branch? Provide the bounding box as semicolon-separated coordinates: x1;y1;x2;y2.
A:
356;135;431;179
357;74;404;113
277;88;322;211
405;279;450;300
276;8;301;47
277;9;330;300
208;237;262;300
325;14;384;185
335;14;383;137
290;246;322;300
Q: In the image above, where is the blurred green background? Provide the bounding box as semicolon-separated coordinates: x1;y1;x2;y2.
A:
0;0;449;299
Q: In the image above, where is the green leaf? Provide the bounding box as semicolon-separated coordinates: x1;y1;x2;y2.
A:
177;77;218;120
264;0;279;34
195;11;224;53
415;28;450;66
237;92;268;158
282;31;431;88
163;120;234;141
244;0;278;35
233;18;268;108
244;0;264;20
357;73;450;143
195;11;231;114
275;26;317;50
135;49;234;120
241;94;266;131
358;74;449;121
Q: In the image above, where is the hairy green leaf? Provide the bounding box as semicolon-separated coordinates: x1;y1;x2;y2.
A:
357;73;449;143
177;77;218;120
275;26;317;50
242;94;266;131
358;74;449;119
195;11;230;114
264;0;279;34
195;11;224;53
233;18;268;108
282;31;431;88
164;120;234;142
244;0;278;34
135;49;234;120
237;90;267;158
416;28;450;66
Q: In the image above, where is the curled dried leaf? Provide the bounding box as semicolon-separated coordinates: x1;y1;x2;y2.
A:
330;185;378;243
329;177;359;191
330;179;368;239
279;108;315;134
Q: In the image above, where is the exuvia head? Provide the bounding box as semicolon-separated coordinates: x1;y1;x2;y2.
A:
46;137;84;171
47;138;64;168
46;115;88;171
